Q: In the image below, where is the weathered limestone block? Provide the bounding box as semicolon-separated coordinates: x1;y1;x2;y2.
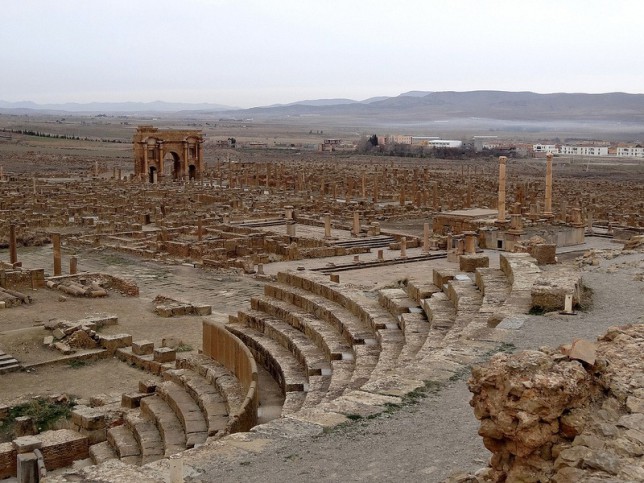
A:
530;243;557;265
132;340;154;356
459;254;489;272
433;268;456;288
98;334;132;354
153;347;176;363
531;271;582;312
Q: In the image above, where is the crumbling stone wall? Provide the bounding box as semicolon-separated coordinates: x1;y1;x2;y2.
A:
467;324;644;482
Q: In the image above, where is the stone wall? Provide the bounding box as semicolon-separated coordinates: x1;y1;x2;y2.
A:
467;324;644;482
0;442;17;479
202;320;258;432
0;268;45;289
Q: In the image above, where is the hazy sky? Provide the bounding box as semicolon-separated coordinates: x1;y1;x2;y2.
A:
2;0;643;108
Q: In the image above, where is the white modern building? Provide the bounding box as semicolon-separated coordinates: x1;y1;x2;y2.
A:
559;145;609;156
533;144;557;153
616;146;644;157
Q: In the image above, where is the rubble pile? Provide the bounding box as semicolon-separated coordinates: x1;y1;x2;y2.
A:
466;324;644;482
44;315;118;355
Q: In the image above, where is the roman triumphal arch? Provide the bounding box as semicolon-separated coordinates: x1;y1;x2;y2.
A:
133;126;204;183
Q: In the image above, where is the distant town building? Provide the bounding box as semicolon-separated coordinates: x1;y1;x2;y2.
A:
616;145;644;157
533;144;558;153
559;145;609;156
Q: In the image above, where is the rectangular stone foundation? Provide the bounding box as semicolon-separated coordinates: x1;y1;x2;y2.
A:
459;254;489;272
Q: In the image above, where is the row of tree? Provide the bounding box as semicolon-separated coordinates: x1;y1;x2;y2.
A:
0;128;125;143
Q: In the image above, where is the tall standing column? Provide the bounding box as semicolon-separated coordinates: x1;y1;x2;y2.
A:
353;211;360;237
497;156;507;223
323;213;332;238
422;222;430;254
9;224;18;265
52;233;62;276
544;152;554;219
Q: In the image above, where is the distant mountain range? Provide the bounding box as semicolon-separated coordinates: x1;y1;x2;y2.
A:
0;100;238;114
2;91;644;125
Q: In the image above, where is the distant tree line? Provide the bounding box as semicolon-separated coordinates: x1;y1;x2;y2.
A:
0;128;126;143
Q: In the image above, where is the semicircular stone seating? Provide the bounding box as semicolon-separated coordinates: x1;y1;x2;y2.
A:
84;252;538;468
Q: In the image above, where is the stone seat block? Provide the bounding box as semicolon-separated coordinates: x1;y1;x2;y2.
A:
121;392;152;409
459;254;489;272
153;347;176;363
132;340;154;356
89;441;117;465
98;334;132;354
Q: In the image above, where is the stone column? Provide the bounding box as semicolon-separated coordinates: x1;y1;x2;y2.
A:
464;231;477;254
400;237;407;258
544;152;554;219
197;217;203;241
422;222;430;253
70;256;78;275
352;211;360;237
497;156;507;223
587;210;594;234
286;222;296;237
33;176;37;194
323;213;332;238
9;223;18;265
52;233;62;276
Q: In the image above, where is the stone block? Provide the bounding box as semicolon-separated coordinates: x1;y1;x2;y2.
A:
121;392;150;409
138;380;157;393
98;334;132;354
153;347;176;363
53;342;75;355
170;305;188;316
433;268;456;288
459;254;489;272
12;436;42;453
155;306;173;318
194;304;212;316
52;328;66;340
43;335;54;346
132;340;154;356
530;243;557;265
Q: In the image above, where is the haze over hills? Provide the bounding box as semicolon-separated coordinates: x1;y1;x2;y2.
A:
2;91;644;127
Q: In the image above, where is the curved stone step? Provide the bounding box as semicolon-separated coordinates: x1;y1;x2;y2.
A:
106;424;140;465
251;295;354;361
89;440;117;465
156;381;208;448
238;309;332;377
226;323;308;395
405;279;441;305
475;267;513;326
265;283;376;346
397;311;430;360
140;395;186;457
175;354;246;429
301;374;332;409
421;292;456;331
124;412;164;464
378;288;418;317
163;368;228;437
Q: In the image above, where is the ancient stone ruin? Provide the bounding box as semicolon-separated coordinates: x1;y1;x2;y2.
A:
0;129;642;482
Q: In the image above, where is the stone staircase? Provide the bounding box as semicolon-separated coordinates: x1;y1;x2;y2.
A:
0;350;21;374
87;354;247;466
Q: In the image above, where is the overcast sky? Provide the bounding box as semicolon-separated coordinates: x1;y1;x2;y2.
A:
2;0;643;108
